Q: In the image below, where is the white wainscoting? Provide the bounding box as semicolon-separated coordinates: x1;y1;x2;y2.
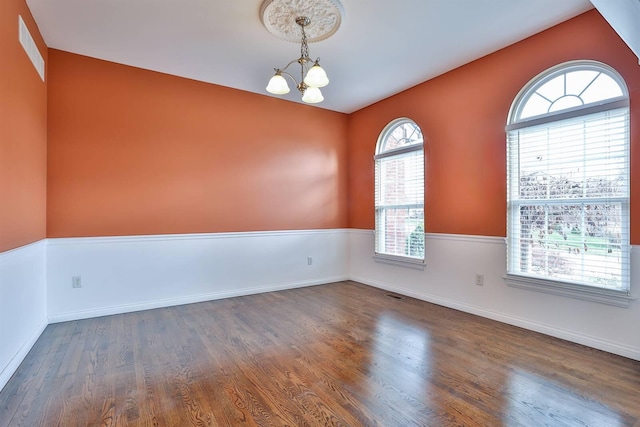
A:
348;229;640;361
47;229;349;323
0;240;47;391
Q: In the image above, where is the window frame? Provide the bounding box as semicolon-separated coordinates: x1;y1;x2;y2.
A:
505;60;634;307
374;118;425;269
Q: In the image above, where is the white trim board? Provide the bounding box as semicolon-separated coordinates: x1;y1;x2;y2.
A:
47;228;351;246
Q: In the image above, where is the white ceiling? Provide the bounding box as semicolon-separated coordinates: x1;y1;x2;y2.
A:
26;0;594;114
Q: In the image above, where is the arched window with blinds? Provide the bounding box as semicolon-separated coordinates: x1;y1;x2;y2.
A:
374;118;425;267
505;60;632;306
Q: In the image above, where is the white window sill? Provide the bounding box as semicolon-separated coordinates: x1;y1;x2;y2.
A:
504;274;635;308
373;253;425;270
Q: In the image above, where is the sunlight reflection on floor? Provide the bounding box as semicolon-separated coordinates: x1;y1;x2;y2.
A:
505;367;624;426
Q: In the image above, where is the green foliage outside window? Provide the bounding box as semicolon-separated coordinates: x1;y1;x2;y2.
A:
406;224;425;258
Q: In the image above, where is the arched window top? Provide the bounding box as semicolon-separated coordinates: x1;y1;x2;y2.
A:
508;61;628;126
375;118;423;157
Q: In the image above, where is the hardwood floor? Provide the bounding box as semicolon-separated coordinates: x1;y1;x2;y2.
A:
1;281;639;426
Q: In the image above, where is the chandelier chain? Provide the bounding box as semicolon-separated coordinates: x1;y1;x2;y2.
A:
300;21;310;63
297;17;311;92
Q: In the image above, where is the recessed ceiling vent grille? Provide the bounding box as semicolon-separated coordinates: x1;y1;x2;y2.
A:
18;15;45;82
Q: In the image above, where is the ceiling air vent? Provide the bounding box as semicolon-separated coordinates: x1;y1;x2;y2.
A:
18;15;45;82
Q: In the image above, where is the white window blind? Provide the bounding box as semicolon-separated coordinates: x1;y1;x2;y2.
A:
374;119;424;262
507;105;630;293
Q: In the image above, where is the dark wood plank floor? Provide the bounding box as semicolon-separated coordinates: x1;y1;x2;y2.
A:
1;281;638;426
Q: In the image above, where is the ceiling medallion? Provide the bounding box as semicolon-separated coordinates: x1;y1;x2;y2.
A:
260;0;344;43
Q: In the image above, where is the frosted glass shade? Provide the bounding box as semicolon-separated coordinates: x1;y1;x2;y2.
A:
303;64;329;88
266;74;290;94
302;87;324;104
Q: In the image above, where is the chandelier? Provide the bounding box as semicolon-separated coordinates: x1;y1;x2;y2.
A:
265;16;329;104
260;0;343;105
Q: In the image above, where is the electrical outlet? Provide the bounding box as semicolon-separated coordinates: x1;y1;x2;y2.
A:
475;274;484;286
72;276;82;288
307;256;313;266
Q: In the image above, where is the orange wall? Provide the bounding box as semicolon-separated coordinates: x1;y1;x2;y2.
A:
0;0;47;252
19;9;640;242
348;10;640;243
47;50;349;237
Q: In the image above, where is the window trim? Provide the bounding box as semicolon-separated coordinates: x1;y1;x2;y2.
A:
504;273;635;308
373;251;426;270
505;60;633;305
374;118;425;267
374;143;423;160
506;98;628;132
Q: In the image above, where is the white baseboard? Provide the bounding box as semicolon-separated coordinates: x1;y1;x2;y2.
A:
48;275;348;323
0;320;47;392
351;275;640;361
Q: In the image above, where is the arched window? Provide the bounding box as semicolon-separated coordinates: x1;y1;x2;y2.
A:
506;61;631;305
374;118;425;265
